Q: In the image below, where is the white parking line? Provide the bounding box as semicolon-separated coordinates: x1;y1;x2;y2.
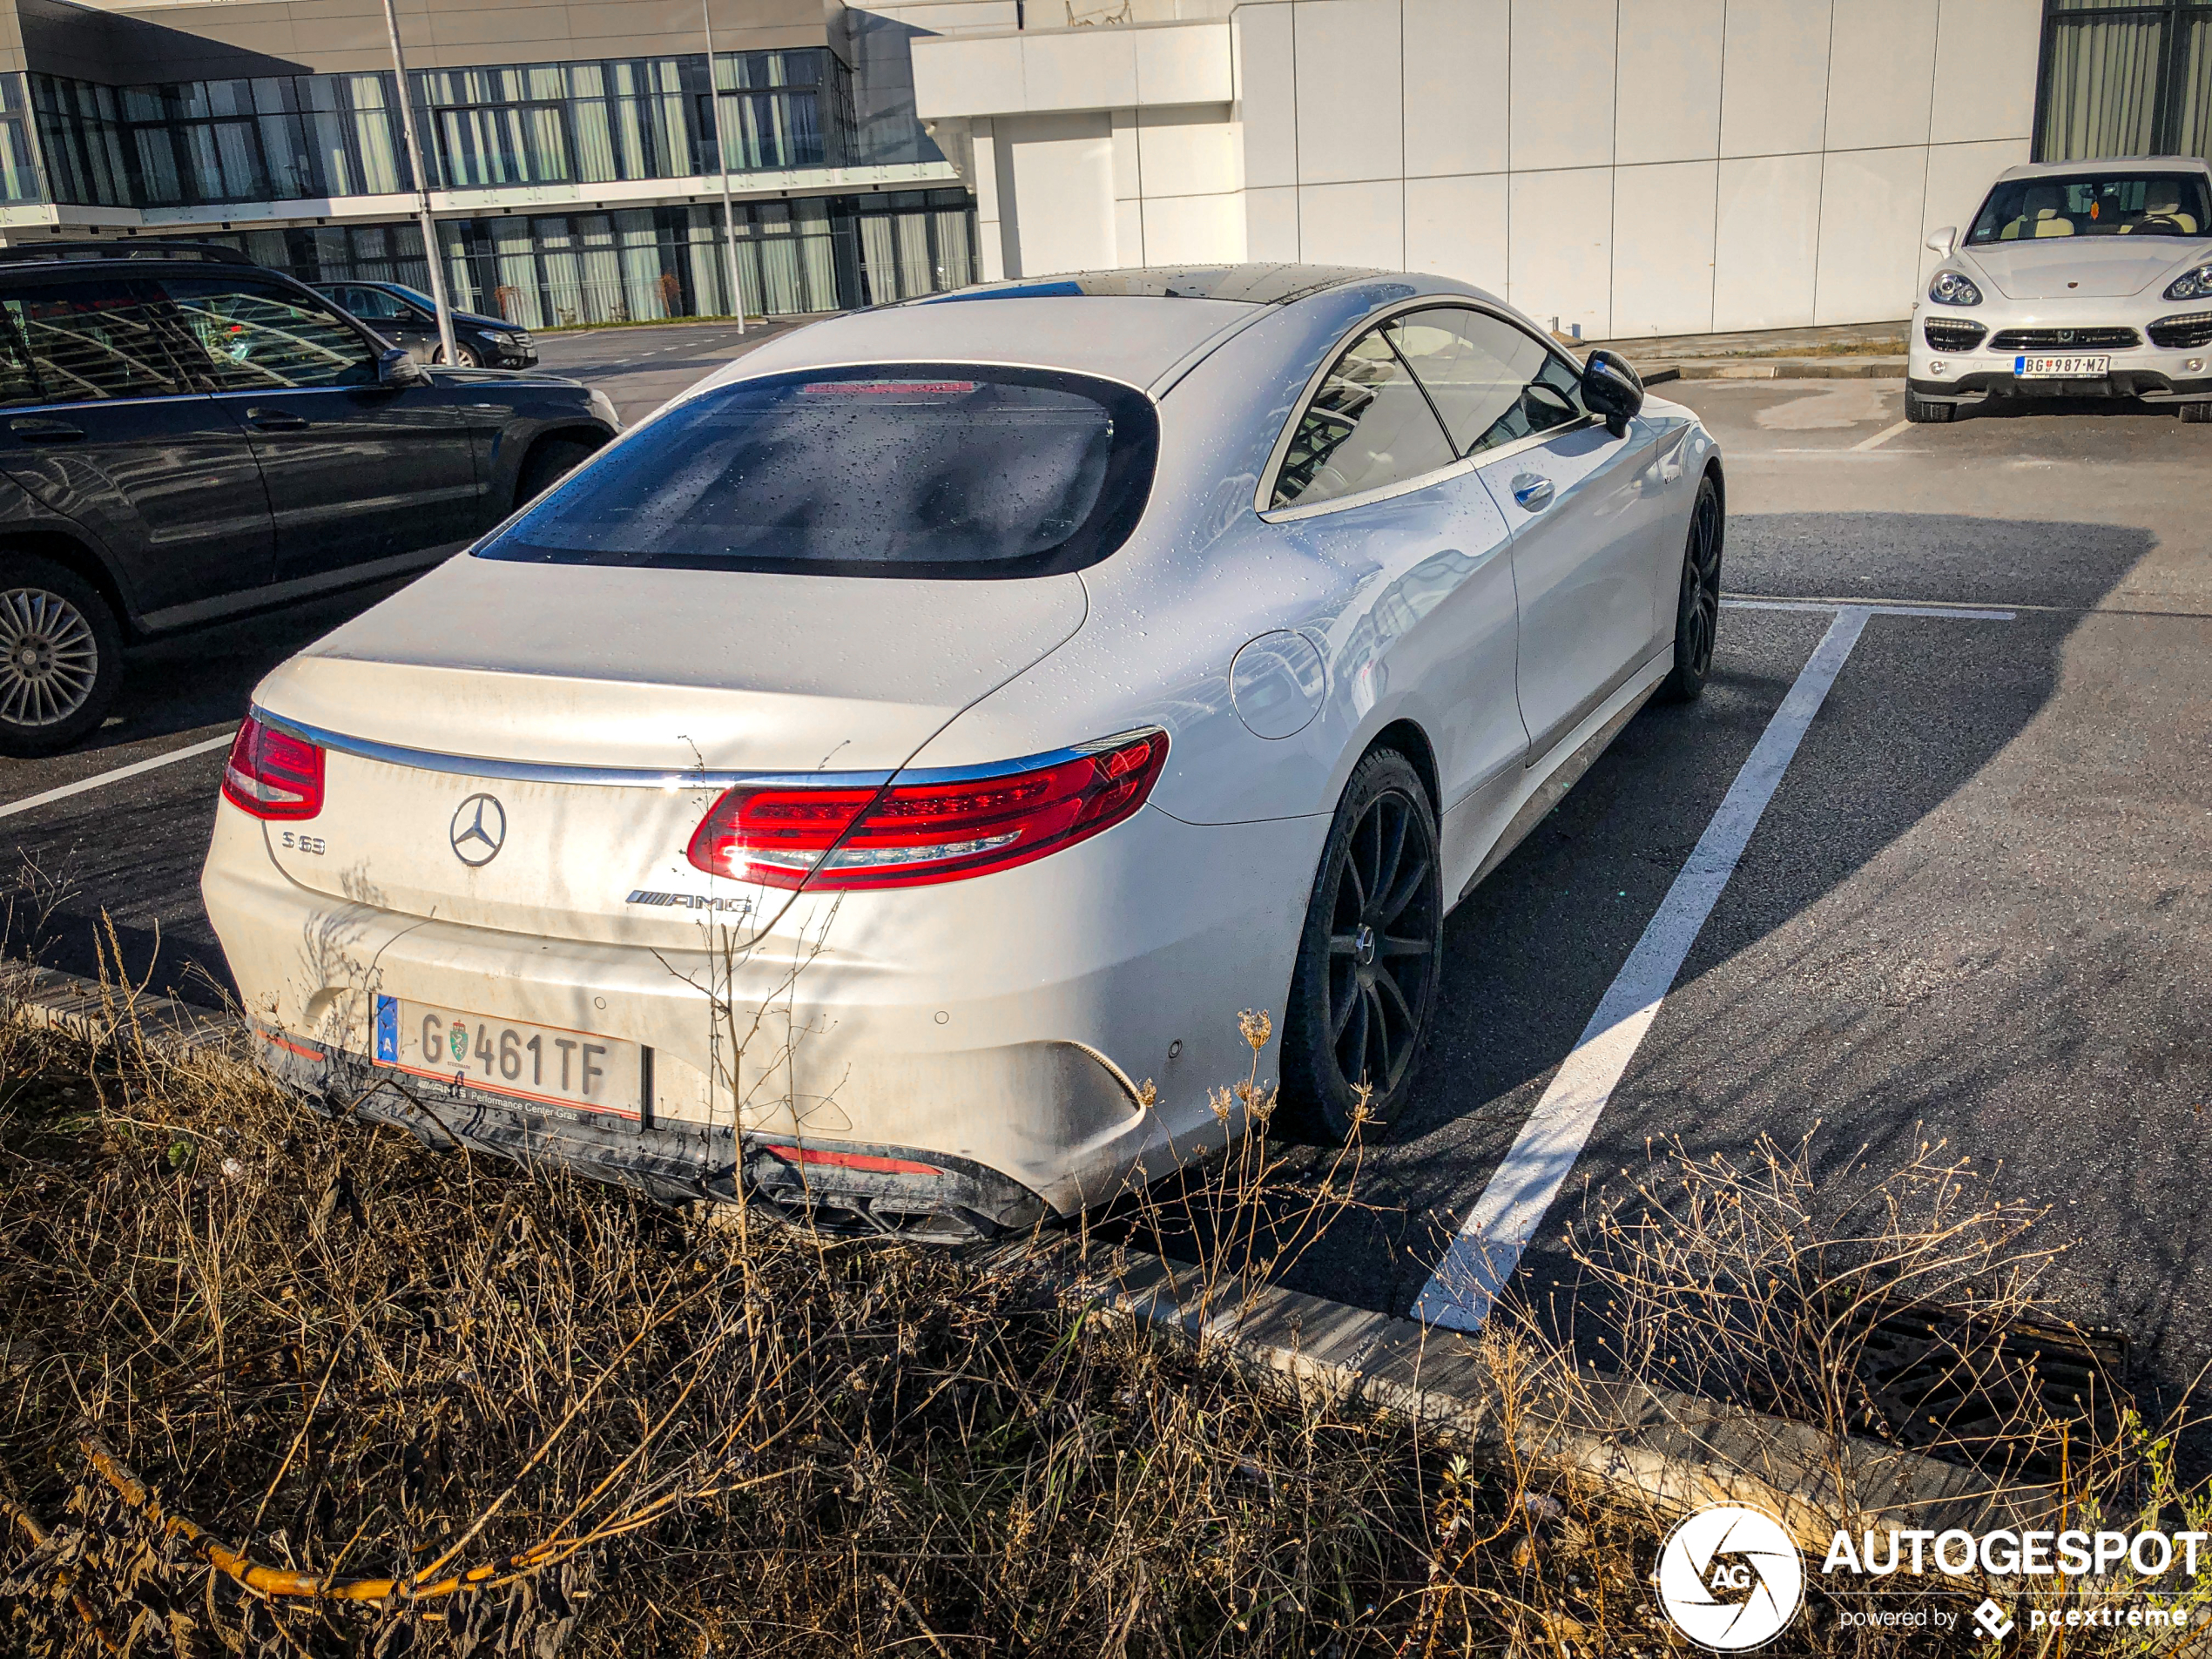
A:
0;731;235;822
1851;419;1913;451
1410;600;2011;1332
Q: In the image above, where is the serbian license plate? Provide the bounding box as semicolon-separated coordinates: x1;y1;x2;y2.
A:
372;995;640;1116
2014;354;2109;378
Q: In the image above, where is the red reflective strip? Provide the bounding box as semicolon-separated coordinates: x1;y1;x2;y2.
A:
764;1144;940;1177
254;1027;321;1061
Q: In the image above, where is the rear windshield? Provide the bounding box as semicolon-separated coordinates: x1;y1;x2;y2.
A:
1967;172;2212;243
477;363;1158;579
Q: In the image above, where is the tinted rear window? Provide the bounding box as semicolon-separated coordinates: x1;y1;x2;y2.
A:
477;364;1158;579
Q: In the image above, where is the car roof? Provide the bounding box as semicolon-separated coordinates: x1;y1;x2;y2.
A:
1995;155;2212;184
694;265;1467;395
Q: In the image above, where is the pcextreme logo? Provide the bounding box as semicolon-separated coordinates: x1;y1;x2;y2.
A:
1656;1506;1807;1651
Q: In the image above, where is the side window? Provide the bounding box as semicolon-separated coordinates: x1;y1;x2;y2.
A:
159;279;377;391
1270;327;1459;511
0;304;44;408
1388;307;1585;455
337;286;408;321
3;281;192;404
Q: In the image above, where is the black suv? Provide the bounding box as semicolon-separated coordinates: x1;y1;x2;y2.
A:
0;244;617;754
313;279;537;368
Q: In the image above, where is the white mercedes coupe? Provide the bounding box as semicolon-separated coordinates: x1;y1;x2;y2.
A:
1908;157;2212;423
203;265;1724;1240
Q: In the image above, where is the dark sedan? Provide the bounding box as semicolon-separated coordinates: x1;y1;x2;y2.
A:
0;243;618;754
314;280;537;368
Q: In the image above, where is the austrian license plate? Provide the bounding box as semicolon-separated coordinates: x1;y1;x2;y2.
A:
372;995;640;1116
2014;354;2109;378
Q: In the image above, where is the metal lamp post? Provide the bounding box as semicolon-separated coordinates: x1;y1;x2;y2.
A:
380;0;460;364
701;0;748;332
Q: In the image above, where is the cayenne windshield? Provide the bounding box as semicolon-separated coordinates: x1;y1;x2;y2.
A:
1968;172;2212;242
478;364;1157;579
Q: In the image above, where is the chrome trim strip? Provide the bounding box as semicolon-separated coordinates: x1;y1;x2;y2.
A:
252;707;1159;792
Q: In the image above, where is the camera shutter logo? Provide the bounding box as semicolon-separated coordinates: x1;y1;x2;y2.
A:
449;793;507;867
1656;1505;1805;1651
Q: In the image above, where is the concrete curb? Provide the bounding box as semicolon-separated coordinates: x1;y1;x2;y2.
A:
1640;357;1906;382
8;964;2064;1557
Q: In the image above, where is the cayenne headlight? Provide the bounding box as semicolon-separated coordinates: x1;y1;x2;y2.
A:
2163;263;2212;301
1928;270;1983;307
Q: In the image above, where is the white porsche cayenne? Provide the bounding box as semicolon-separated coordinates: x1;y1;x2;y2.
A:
1908;157;2212;423
203;265;1724;1240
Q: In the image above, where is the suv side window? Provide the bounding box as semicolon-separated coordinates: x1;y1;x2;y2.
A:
1;281;192;404
1388;306;1585;455
159;279;378;390
0;303;42;408
335;285;411;321
1270;327;1459;510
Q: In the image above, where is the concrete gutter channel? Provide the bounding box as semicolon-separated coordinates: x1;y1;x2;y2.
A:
1578;321;1911;387
10;964;2204;1648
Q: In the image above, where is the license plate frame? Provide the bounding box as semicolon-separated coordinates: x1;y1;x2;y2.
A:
2013;353;2110;379
372;994;643;1118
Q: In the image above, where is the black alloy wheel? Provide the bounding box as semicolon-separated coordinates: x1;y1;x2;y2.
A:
0;556;122;755
1662;472;1723;702
1279;749;1445;1143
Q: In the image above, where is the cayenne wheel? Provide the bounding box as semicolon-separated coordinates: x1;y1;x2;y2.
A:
0;556;122;755
1904;388;1955;423
2181;401;2212;424
1279;749;1444;1143
1661;472;1723;702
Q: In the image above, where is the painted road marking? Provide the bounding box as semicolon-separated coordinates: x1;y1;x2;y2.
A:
1851;418;1913;452
0;731;235;822
1411;601;2013;1332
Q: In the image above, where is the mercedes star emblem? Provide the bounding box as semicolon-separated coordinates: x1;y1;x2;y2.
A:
449;793;507;867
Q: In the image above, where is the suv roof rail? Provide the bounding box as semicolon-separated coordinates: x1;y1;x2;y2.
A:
0;239;256;266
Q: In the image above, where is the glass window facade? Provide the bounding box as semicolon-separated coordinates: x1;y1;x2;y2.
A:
2038;0;2212;160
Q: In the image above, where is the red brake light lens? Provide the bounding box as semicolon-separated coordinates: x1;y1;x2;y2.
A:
221;715;324;821
687;730;1169;890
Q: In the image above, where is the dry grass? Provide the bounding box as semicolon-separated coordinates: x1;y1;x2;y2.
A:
0;989;2199;1656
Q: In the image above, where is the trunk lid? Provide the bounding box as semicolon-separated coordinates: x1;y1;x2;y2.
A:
253;554;1087;945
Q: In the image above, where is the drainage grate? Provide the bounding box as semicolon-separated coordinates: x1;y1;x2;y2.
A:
1850;1304;2126;1482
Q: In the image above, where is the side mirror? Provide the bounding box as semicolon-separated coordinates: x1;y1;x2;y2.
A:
1581;347;1644;437
376;346;427;387
1925;226;1958;257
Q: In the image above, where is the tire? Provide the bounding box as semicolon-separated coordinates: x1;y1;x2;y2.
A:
0;556;123;756
1278;749;1445;1143
2181;401;2212;424
1660;472;1723;703
1904;388;1956;423
434;342;482;368
515;436;601;508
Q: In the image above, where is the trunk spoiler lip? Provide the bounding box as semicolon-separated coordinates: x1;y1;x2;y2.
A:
250;705;1159;794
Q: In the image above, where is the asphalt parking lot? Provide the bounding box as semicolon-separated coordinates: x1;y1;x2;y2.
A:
3;344;2208;1421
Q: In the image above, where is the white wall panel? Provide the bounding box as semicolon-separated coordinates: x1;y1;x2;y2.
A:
1813;145;1926;324
1610;159;1718;335
1824;0;1937;152
1508;166;1613;337
1003;111;1118;276
911;30;1026;119
1615;0;1724;165
1403;0;1508;178
1509;0;1617;173
1110;109;1141;199
1132;18;1236;105
1298;179;1404;266
1244;183;1300;260
1143;192;1248;262
1232;2;1298;190
1294;0;1402;184
1711;151;1821;329
1916;137;2030;286
1022;30;1139;110
1137;107;1243;196
1931;0;2042;146
1716;0;1831;159
1405;172;1508;291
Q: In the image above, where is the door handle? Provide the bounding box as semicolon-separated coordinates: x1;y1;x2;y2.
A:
1511;474;1554;511
245;408;309;430
7;416;83;442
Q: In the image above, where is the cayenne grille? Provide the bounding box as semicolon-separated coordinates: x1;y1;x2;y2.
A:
2148;311;2212;349
1987;327;2140;351
1923;319;1987;353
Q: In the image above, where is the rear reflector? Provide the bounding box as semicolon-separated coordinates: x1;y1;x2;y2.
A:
687;729;1168;890
222;715;324;821
764;1144;941;1176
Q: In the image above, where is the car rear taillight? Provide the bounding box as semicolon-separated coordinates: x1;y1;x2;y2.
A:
221;715;324;821
687;730;1168;890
